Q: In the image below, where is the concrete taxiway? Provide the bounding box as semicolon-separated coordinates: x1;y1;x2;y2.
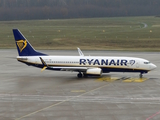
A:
0;49;160;120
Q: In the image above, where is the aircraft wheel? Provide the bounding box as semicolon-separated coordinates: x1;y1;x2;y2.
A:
77;73;83;78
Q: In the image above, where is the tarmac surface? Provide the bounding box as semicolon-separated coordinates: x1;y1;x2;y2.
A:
0;49;160;120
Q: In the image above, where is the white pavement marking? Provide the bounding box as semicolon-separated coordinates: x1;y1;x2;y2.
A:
0;94;160;104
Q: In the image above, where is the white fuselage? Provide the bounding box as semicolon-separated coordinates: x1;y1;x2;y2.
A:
17;55;156;74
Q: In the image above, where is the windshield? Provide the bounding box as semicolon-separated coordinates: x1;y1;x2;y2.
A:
144;62;150;64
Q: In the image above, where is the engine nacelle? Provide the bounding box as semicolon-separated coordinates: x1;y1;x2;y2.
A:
86;68;102;76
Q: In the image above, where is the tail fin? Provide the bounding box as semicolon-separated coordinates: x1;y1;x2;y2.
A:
13;29;47;56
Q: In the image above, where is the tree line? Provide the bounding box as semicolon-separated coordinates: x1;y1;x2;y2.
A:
0;0;160;20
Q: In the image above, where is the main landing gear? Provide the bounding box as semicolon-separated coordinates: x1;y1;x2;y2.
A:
77;72;88;78
77;72;83;78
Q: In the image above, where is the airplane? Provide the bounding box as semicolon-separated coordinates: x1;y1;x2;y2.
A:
13;29;157;78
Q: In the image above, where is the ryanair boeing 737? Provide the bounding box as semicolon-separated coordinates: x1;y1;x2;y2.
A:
13;29;157;78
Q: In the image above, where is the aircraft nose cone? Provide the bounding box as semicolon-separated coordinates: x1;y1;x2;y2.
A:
150;64;157;70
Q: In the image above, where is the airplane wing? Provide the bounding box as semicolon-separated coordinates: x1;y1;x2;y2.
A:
51;67;87;72
40;57;88;72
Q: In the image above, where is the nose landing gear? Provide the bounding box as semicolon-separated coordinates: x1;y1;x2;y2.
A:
139;72;143;78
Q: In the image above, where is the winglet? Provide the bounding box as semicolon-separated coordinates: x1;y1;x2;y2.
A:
77;47;84;56
41;66;47;72
39;57;48;72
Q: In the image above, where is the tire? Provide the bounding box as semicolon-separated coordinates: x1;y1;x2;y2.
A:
77;73;83;78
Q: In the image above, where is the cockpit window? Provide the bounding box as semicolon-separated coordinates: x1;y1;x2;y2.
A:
144;62;150;64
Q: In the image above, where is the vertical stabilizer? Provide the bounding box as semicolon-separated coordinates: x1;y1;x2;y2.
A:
13;29;47;56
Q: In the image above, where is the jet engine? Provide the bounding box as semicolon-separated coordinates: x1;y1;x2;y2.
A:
86;68;102;76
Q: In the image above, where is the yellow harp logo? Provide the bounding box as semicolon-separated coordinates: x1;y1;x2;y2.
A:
16;40;27;52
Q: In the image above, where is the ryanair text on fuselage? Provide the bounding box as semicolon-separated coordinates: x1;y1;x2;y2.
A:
79;59;135;66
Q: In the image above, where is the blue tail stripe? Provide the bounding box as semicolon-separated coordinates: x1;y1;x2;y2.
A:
13;29;47;56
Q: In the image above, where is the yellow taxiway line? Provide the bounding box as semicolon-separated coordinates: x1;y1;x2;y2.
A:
123;78;148;83
97;76;148;83
97;77;118;82
71;90;86;93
